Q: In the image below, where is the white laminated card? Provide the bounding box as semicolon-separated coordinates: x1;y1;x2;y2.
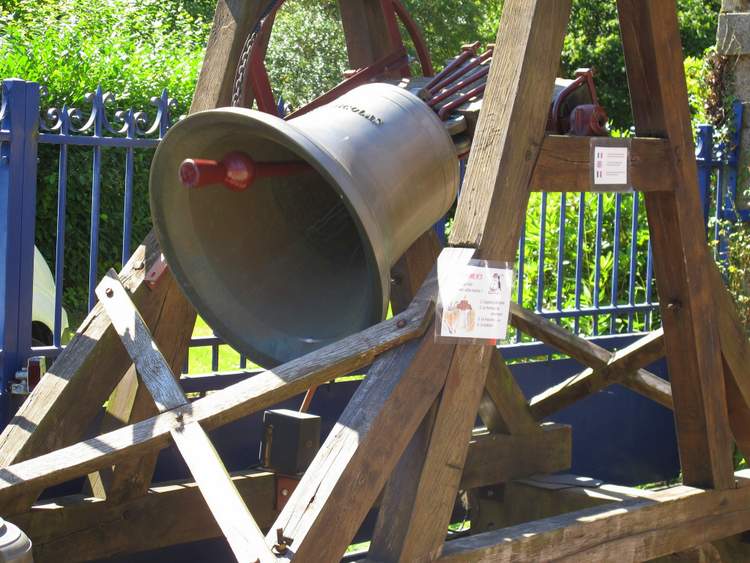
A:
436;249;513;344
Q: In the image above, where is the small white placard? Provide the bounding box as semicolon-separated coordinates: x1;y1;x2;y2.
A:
438;261;513;341
594;146;628;185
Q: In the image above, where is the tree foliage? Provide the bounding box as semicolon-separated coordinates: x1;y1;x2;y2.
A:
0;0;724;323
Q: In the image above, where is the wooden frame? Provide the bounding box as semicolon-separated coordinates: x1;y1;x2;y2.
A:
0;0;749;561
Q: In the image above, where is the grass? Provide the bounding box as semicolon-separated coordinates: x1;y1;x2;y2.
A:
186;316;260;374
186;304;395;375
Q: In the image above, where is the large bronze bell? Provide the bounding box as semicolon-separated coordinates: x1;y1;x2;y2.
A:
150;83;458;367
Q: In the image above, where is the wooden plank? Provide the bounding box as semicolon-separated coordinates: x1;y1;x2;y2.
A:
479;351;539;434
375;2;572;559
339;0;395;69
16;471;276;563
0;288;433;511
528;329;665;419
390;229;441;315
88;270;195;501
190;0;266;112
510;304;672;407
448;1;570;257
459;423;571;490
12;423;558;563
618;0;734;489
96;270;273;562
95;271;186;411
709;264;750;456
440;479;750;562
268;331;455;562
0;231;171;467
171;422;274;563
530;135;673;193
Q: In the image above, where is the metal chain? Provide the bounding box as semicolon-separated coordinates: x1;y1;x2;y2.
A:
231;0;283;107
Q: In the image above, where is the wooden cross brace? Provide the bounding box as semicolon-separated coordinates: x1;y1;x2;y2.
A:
95;270;274;563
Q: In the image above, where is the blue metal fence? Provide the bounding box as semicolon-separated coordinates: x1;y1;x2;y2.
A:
0;79;746;406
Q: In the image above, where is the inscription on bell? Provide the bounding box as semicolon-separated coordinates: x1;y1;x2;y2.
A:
334;104;384;126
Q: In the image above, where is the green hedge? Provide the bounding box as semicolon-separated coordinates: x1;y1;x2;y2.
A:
0;0;722;326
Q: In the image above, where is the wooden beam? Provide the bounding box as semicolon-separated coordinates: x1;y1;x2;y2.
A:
96;272;274;563
0;232;168;467
96;271;187;411
510;304;672;407
15;471;276;563
530;136;673;193
478;351;539;434
618;0;734;489
528;329;665;419
448;1;571;257
0;287;433;511
372;2;573;560
440;476;750;562
87;272;195;501
13;422;567;562
268;330;454;562
338;0;396;69
459;423;571;490
190;0;266;112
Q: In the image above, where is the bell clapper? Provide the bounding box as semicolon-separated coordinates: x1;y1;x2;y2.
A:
179;151;311;192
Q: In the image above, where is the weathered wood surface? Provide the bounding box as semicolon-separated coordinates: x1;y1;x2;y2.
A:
11;418;565;562
339;0;397;70
172;421;274;562
440;476;750;562
530;136;673;193
510;304;672;408
479;352;539;434
0;232;168;467
87;270;195;501
15;471;276;563
618;0;734;489
97;271;273;562
270;330;454;562
528;329;666;419
190;0;266;112
374;2;573;560
0;287;433;510
96;271;187;411
460;423;571;490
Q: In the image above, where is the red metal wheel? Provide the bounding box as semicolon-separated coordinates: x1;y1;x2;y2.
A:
232;0;434;117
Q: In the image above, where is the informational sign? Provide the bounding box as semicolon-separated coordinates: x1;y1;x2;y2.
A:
437;256;513;343
594;146;629;185
589;138;632;192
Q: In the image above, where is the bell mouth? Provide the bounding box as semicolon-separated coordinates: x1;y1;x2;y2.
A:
150;108;385;367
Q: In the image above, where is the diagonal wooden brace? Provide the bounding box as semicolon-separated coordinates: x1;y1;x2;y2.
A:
96;271;274;563
510;304;672;408
528;329;669;419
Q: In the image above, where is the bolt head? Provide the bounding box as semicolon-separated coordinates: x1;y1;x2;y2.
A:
105;287;114;298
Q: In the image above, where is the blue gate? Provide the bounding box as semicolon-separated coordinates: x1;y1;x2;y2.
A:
0;79;746;485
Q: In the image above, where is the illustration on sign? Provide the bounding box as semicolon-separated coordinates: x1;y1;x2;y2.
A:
437;259;514;342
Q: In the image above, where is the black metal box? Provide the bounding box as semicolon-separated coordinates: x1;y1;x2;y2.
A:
261;408;321;475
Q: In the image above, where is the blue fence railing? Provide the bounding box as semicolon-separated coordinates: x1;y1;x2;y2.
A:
0;79;746;409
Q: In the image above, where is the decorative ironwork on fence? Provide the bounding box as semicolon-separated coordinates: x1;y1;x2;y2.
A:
0;79;745;400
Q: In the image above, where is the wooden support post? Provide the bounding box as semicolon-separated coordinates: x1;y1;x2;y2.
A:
87;0;267;502
367;3;573;561
95;271;274;562
618;0;734;489
268;330;455;562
